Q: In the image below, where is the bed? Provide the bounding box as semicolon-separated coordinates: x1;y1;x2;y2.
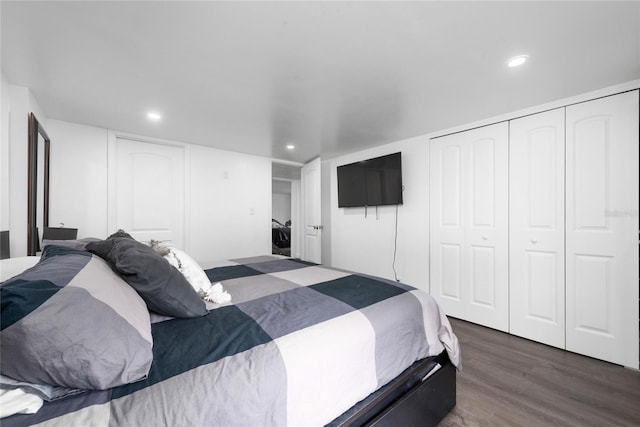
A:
0;234;460;426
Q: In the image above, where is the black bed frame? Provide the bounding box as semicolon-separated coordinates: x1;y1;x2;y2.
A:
329;351;456;427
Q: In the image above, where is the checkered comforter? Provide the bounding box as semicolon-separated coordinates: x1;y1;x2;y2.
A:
5;256;460;427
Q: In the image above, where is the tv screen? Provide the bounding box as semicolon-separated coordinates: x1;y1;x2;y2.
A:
337;152;403;207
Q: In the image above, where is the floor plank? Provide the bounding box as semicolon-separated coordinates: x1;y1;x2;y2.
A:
440;318;640;427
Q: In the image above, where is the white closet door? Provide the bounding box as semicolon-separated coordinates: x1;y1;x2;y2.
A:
430;123;509;331
566;90;639;368
509;108;565;348
115;138;185;248
430;135;465;319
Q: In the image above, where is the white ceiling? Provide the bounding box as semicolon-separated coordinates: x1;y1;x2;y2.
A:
2;1;639;164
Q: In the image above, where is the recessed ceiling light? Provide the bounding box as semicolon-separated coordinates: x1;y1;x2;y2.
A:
507;55;528;68
286;144;295;150
147;111;162;121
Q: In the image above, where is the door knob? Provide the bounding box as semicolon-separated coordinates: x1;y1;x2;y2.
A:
481;235;488;240
531;238;538;244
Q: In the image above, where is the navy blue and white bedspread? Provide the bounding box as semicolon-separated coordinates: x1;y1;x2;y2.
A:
4;255;461;427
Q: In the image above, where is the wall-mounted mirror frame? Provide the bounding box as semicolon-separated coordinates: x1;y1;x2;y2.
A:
27;112;51;256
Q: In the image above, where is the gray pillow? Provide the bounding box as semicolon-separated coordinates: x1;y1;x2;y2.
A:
0;245;153;390
86;232;207;318
41;237;101;251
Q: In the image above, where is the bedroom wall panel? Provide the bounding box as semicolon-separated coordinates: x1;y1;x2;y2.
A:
189;144;271;264
46;120;109;240
0;73;9;232
272;192;291;224
326;135;429;292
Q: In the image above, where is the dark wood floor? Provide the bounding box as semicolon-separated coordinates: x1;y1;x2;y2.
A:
440;318;640;427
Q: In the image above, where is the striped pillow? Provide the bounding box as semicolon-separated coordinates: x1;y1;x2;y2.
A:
0;246;153;390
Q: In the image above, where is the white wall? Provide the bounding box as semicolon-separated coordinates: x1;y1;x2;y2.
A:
35;120;272;263
0;10;4;233
188;144;271;263
324;136;430;292
1;73;10;232
272;193;291;224
0;83;47;256
47;120;109;239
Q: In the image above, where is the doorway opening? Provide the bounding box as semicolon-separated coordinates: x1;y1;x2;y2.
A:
272;162;301;257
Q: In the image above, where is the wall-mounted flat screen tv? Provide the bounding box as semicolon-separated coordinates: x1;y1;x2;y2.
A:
337;152;403;207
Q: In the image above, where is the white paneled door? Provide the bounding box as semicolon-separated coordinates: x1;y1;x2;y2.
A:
114;138;185;248
430;123;509;331
565;91;639;368
302;157;322;263
509;108;565;348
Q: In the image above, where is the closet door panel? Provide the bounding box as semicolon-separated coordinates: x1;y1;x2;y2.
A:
573;254;611;331
430;123;508;331
430;136;466;318
470;138;496;227
509;108;565;347
525;251;558;321
441;145;462;227
470;245;495;307
440;144;465;294
465;126;509;331
566;90;639;368
440;243;462;300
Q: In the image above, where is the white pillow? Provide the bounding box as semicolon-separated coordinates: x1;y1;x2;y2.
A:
163;247;211;293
